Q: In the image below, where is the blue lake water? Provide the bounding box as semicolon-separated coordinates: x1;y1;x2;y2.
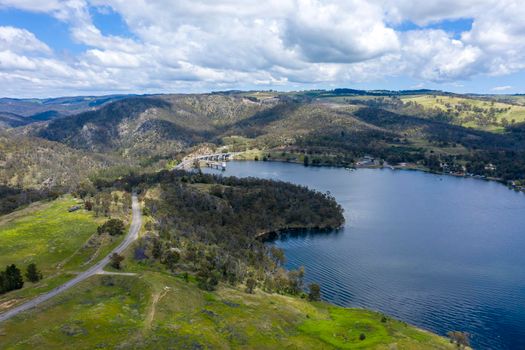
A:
204;161;525;350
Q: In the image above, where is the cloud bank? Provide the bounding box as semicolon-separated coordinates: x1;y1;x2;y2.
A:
0;0;524;96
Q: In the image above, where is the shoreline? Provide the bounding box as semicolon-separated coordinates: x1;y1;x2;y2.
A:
255;225;342;241
230;153;525;194
255;224;465;348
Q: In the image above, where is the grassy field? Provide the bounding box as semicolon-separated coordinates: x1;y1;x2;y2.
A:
402;95;525;132
0;196;123;312
0;269;456;349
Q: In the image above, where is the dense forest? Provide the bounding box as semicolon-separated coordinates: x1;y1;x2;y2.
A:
106;170;344;293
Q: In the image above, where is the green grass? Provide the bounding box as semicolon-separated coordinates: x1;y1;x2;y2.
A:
0;196;123;311
0;269;456;350
0;196;101;273
402;95;525;132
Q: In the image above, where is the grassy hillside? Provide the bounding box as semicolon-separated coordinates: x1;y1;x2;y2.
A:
0;271;455;349
401;95;525;132
0;196;125;312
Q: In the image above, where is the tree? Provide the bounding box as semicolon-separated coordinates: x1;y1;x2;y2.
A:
163;249;180;271
270;246;286;266
122;192;132;209
98;192;112;217
75;181;96;199
304;155;310;167
0;270;6;294
196;259;220;291
84;200;93;211
25;263;43;283
97;219;125;236
151;237;163;259
182;272;189;282
287;267;304;294
0;264;24;294
110;253;124;269
308;283;321;301
447;331;470;348
245;277;257;294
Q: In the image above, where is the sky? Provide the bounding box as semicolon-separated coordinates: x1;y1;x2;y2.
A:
0;0;524;98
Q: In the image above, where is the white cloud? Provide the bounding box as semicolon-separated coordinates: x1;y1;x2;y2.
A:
0;0;524;96
399;30;483;82
0;50;37;70
492;85;512;91
0;26;51;53
283;0;399;63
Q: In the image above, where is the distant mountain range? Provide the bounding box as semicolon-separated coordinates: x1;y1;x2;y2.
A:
0;95;138;128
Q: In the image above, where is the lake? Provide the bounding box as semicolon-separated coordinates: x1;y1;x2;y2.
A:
204;161;525;350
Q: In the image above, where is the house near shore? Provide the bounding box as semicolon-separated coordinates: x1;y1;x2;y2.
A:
484;163;496;171
356;155;375;166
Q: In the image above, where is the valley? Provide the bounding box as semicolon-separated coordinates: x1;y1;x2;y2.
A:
2;88;524;349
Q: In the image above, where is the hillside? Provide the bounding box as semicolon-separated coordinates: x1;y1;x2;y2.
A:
401;95;525;132
0;192;132;313
0;179;455;350
25;95;273;158
0;272;456;349
0;131;119;189
6;89;525;188
0;113;35;129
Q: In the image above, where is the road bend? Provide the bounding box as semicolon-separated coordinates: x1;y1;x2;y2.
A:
0;193;142;323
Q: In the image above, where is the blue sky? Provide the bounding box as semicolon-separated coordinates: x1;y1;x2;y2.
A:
0;0;523;97
0;8;86;54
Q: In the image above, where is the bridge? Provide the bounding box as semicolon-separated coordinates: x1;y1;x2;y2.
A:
174;152;239;171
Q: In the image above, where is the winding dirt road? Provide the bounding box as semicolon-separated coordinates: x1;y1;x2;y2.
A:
0;193;142;323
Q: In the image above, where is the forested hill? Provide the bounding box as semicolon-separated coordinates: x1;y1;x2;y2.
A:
106;170;344;291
